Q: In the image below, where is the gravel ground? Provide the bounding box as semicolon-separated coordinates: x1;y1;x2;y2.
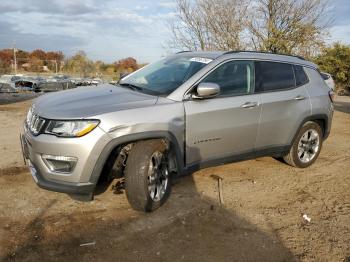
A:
0;97;349;262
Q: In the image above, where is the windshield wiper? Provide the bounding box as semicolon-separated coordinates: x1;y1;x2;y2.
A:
118;82;143;92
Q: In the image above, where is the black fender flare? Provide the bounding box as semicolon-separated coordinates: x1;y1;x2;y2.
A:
89;131;184;185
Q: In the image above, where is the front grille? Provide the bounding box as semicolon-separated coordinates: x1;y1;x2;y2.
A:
26;106;45;135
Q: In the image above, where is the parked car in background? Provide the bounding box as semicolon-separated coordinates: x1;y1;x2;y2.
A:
71;78;103;86
0;75;19;92
15;79;38;92
109;80;119;86
15;76;47;92
0;83;16;93
21;51;334;212
321;72;335;91
91;78;103;85
70;78;82;86
0;74;22;84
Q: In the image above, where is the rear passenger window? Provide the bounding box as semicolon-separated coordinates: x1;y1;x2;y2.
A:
255;61;295;92
294;65;309;86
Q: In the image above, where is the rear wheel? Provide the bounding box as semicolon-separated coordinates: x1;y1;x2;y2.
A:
283;121;323;168
124;140;171;212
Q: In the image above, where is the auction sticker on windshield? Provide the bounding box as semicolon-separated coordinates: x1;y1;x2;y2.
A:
190;57;213;64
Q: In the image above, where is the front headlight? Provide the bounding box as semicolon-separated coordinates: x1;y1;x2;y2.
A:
45;120;99;137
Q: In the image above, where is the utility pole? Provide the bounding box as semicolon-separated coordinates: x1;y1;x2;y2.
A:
13;41;17;75
48;60;58;74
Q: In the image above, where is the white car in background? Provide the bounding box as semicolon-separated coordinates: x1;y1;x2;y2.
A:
91;78;102;85
0;74;22;92
321;72;335;91
0;74;22;84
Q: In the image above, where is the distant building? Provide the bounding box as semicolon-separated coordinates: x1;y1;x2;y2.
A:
21;63;31;69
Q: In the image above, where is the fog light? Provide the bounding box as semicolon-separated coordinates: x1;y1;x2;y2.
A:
42;154;77;173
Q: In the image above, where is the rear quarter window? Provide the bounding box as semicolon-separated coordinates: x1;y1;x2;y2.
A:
321;72;330;80
255;61;295;92
294;65;309;86
303;67;329;88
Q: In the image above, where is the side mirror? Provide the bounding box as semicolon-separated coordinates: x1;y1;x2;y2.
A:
193;82;220;99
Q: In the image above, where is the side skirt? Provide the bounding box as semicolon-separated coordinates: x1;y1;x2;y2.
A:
181;145;290;176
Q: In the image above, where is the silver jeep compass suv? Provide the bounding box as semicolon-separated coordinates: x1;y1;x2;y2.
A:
21;51;334;212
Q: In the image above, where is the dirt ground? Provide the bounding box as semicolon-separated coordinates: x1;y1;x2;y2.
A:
0;98;349;262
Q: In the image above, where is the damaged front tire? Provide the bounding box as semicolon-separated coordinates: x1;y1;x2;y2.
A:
124;139;171;212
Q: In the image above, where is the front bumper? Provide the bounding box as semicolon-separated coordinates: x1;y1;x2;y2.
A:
25;157;95;195
20;123;111;197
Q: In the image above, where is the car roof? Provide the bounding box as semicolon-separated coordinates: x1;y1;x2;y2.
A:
174;50;317;69
174;51;225;59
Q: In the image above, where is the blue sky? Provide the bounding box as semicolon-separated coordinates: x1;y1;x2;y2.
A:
0;0;349;63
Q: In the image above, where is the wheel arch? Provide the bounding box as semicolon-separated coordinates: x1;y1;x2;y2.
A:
291;114;329;147
89;131;184;187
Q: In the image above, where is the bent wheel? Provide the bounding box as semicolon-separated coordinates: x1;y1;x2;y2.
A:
125;140;171;212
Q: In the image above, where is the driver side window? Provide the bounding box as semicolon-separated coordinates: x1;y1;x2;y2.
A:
201;60;255;96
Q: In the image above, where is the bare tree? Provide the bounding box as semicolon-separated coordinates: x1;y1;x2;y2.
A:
248;0;333;57
170;0;333;57
169;0;250;51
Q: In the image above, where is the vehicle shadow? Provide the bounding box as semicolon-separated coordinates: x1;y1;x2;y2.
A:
1;199;58;261
2;172;297;262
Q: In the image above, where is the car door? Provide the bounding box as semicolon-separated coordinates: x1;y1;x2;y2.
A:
254;61;312;151
184;60;261;166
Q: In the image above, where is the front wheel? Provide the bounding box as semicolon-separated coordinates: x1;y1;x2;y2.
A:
124;140;171;212
283;121;323;168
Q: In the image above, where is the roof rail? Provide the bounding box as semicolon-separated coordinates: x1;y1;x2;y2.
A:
176;50;192;54
224;50;305;60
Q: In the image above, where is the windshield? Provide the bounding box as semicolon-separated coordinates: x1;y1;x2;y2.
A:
119;56;212;96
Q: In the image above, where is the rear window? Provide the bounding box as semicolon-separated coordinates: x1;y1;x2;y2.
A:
294;65;309;86
255;61;295;92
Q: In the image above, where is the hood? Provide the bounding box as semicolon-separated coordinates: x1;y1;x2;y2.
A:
34;84;158;119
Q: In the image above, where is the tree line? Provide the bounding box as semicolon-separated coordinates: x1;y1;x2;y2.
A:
315;43;350;90
0;49;142;79
63;51;141;79
0;49;64;74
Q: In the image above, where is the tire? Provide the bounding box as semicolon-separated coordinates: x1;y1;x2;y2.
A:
283;121;323;168
124;139;171;212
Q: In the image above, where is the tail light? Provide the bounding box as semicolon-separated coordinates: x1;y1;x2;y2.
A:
328;90;335;103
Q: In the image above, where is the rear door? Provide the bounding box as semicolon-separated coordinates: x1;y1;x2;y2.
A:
184;60;261;166
254;61;311;150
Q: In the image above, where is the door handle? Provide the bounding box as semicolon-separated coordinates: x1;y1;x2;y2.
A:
241;102;258;108
293;95;306;101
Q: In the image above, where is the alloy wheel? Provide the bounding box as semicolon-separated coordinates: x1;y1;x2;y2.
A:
147;151;169;202
297;129;320;163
